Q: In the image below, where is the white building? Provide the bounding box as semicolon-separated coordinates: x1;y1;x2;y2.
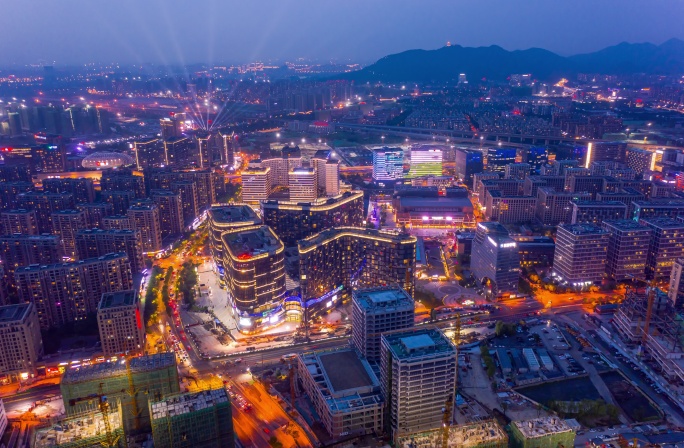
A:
553;223;609;287
289;167;317;202
241;167;271;203
0;303;43;383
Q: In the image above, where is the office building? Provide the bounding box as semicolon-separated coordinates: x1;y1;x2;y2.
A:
150;389;235;448
520;146;548;173
76;202;114;228
486;148;517;173
151;190;184;238
16;192;75;233
483;191;536;224
409;148;443;177
510;417;576;448
97;290;145;357
380;328;457;441
15;253;132;329
470;222;520;298
584;142;627;168
0;234;60;284
262;190;364;247
298;349;383;439
641;218;684;279
170;181;199;224
570;200;627;225
0;303;43;383
535;188;591;226
289;167;317;202
298;227;417;302
42;177;95;204
504;163;531;180
1;209;38;234
222;225;286;332
477;179;524;201
373;148;405;181
207;204;261;283
127;204;162;253
61;352;179;434
523;175;565;197
352;286;415;362
512;235;555;268
565;175;605;199
454;149;483;185
625;147;655;176
324;159;341;196
602;220;652;281
52;209;87;259
552;224;609;287
668;258;684;310
75;229;144;274
632;199;684;221
241;167;271;203
0;182;34;211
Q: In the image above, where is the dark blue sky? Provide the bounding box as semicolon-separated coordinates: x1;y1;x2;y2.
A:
2;0;682;66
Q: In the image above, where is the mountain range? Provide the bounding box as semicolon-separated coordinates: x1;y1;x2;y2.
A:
347;39;684;82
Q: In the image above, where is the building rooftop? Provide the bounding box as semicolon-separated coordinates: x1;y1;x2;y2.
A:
383;328;455;361
398;196;473;210
61;352;175;385
34;411;122;448
150;388;229;420
291;167;314;175
353;287;414;312
602;219;652;231
557;223;606;235
319;350;375;393
15;252;128;273
208;204;259;226
0;303;32;324
477;221;509;235
312;149;331;160
633;199;684;207
262;190;363;210
640;217;684;229
298;226;416;252
512;417;574;438
572;200;627;207
221;225;283;260
98;290;138;310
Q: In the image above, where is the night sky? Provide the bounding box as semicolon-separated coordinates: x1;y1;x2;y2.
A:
2;0;682;66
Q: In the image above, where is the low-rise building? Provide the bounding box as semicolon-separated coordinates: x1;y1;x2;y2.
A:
510;417;576;448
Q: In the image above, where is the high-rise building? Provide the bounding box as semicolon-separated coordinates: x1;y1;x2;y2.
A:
535;188;591;226
373;148;404;181
298;349;383;439
470;222;520;298
0;303;43;383
552;224;609;287
222;225;286;332
632;200;684;221
101;190;135;215
241;167;271;203
15;253;132;329
483;191;537;224
207;205;261;283
584;142;627;168
0;234;60;285
51;209;87;259
668;258;684;310
31;134;66;172
16;192;75;233
150;389;235;448
97;290;145;357
520;147;548;173
170;181;199;224
0;165;31;183
101;171;146;199
262;191;364;247
262;150;302;188
33;408;125;448
61;352;179;434
570;200;627;225
454;149;483;185
0;209;38;235
102;214;133;230
640;217;684;279
289;167;317;202
486;148;517;173
0;182;34;211
151;190;184;238
410;148;442;177
219;130;235;168
351;286;415;362
625;147;655;177
164;136;193;167
324;159;341;196
504;163;531;180
76;202;114;228
134;137;164;169
380;328;457;441
42;177;95;204
298;227;417;302
602;220;651;282
75;229;144;274
127;204;162;253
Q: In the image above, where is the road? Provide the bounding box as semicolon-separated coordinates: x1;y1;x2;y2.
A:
2;384;62;417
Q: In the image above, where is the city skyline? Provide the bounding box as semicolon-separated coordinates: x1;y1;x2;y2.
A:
1;0;683;65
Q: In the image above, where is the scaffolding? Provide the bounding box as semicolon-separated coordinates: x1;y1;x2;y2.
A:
509;417;576;448
33;405;125;448
397;420;508;448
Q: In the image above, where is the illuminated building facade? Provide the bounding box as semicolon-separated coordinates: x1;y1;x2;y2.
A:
151;190;184;238
0;209;38;235
298;227;416;303
127;204;162;253
222;226;286;332
486;148;517;173
601;220;651;281
97;290;145;357
289;167;317;202
640;217;684;279
552;224;609;287
409;148;443;177
75;229;144;274
373;148;404;181
570;200;627;225
0;303;43;383
454;149;483;185
241;167;271;203
261;191;364;247
207;205;261;283
470;222;520;298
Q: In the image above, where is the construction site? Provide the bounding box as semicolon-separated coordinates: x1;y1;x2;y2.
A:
612;289;684;387
509;417;576;448
149;388;234;448
396;420;508;448
32;407;125;448
60;353;180;435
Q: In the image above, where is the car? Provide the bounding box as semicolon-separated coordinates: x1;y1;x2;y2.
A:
263;428;270;434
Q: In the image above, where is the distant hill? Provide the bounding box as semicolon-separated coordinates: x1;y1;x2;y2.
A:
348;39;684;82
